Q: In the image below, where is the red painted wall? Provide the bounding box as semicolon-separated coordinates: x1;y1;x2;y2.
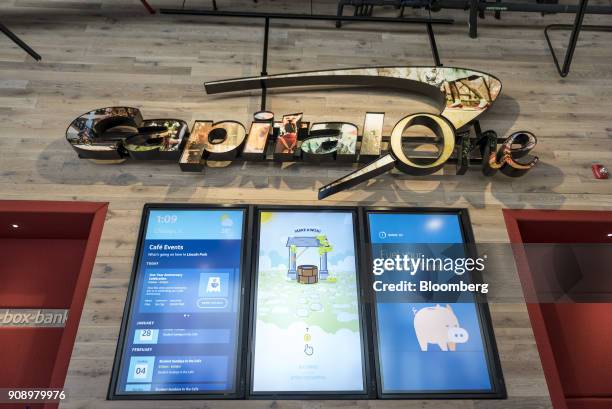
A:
0;239;86;308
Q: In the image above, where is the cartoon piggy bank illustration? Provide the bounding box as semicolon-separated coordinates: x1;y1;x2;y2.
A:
413;304;469;352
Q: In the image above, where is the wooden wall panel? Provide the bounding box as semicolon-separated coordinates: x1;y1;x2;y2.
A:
1;1;612;408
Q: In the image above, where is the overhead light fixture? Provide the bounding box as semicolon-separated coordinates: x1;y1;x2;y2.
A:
607;233;612;238
11;224;19;228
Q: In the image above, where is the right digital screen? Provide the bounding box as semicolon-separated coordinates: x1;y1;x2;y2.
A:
367;212;498;396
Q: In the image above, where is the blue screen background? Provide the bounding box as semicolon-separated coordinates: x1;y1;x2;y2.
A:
368;213;493;393
116;209;245;395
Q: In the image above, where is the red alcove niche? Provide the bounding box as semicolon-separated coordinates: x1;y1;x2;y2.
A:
503;209;612;409
0;200;108;409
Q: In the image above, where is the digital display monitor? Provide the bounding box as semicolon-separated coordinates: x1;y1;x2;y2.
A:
251;209;367;395
111;206;247;397
366;211;503;397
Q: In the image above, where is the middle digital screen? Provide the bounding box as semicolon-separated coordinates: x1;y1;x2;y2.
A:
251;209;367;395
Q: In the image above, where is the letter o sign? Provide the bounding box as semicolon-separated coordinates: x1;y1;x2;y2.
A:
389;113;456;175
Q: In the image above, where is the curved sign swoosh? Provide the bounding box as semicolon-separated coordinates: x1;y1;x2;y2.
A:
64;66;536;201
204;66;502;130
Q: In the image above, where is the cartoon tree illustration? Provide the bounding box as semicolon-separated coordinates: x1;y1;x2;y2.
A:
316;235;333;255
316;235;333;279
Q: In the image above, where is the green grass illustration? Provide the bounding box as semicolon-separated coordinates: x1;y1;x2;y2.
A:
256;269;360;333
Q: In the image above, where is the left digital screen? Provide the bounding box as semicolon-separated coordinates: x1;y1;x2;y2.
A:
114;208;245;396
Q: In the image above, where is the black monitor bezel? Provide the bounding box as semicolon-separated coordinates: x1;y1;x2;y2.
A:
107;204;506;401
246;205;374;399
362;206;507;399
107;203;253;400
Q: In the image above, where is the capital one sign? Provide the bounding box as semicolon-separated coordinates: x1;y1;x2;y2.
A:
66;66;538;199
